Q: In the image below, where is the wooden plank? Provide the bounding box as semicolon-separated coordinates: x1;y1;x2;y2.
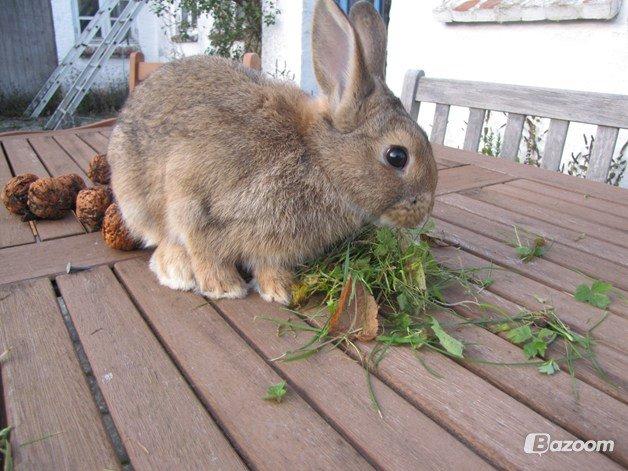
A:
440;279;628;404
99;128;113;138
0;278;120;469
508;179;628;219
431;218;628;351
137;62;163;82
129;51;144;92
587;126;620;182
209;297;490;469
0;232;145;286
431;310;628;466
415;77;628;129
448;189;628;266
0;146;34;248
400;69;424;120
433;144;626;202
2;138;47;175
29;135;89;180
500;113;525;161
541;119;569;171
470;185;628;249
430;103;450;144
53;133;98;173
463;108;485;152
56;267;246;469
434;196;628;290
436;165;513;195
2;137;85;240
116;259;404;470
79;132;110;155
33;212;85;241
494;181;628;231
432;201;628;321
352;332;620;469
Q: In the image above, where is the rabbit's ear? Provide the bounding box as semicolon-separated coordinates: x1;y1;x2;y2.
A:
349;1;387;79
312;0;372;130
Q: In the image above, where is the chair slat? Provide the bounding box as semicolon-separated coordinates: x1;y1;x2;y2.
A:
415;77;628;129
542;119;569;171
586;125;619;182
430;104;450;144
500;113;525;161
400;69;424;120
463;108;485;152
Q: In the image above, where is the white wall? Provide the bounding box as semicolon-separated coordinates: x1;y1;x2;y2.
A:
262;0;317;92
50;0;210;91
386;0;628;97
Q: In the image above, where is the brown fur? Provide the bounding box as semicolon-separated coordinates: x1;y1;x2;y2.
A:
108;0;437;304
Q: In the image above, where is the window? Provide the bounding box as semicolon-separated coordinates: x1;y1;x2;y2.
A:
75;0;134;43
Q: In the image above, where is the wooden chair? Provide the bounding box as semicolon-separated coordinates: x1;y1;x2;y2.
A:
129;51;262;92
400;70;628;182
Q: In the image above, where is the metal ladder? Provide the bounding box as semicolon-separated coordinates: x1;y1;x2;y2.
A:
24;0;122;119
42;0;145;130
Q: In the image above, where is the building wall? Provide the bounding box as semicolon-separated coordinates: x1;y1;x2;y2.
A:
0;0;58;97
386;1;628;97
49;0;211;92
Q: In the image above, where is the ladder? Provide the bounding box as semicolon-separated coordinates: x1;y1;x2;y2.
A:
43;0;145;130
24;0;122;119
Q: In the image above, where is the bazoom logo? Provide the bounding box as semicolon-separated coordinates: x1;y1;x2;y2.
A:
524;433;614;454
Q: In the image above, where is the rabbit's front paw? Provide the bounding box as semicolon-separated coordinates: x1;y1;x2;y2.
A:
254;266;293;305
150;241;196;291
195;264;248;300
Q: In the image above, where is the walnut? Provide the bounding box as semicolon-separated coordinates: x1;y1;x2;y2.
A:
76;186;112;231
87;154;111;184
27;177;74;219
56;173;86;206
102;203;139;250
2;173;39;215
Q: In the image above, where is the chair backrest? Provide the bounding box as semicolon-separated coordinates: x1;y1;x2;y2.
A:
128;51;262;93
400;70;628;182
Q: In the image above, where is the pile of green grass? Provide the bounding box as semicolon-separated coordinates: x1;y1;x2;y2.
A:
262;222;611;408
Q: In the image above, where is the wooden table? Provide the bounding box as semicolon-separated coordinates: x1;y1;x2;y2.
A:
0;126;626;470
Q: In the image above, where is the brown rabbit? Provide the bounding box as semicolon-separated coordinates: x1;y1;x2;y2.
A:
108;0;437;305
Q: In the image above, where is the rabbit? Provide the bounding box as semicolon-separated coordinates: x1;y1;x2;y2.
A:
108;0;437;305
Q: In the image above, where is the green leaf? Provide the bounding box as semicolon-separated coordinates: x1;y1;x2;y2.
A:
538;360;560;375
263;380;287;403
397;293;411;313
523;339;547;359
506;325;533;344
516;246;532;258
589;292;610;309
537;328;557;342
574;284;592;302
430;286;445;303
430;317;464;358
591;280;612;294
574;281;613;308
411;260;427;291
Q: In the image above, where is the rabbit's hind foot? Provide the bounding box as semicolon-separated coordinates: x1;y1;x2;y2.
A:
149;241;196;292
253;265;293;306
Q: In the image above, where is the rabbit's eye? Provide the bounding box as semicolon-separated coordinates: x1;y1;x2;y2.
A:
385;146;408;169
